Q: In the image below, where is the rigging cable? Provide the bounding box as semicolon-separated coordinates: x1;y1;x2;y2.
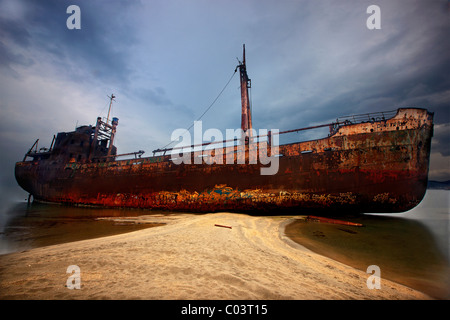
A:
97;98;111;120
158;69;238;151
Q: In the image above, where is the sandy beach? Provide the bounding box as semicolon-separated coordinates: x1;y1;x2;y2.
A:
0;212;430;300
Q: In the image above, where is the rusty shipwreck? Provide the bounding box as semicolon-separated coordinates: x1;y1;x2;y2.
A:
15;46;434;214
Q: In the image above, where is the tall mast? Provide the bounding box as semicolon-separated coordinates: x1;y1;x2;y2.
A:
106;93;116;125
238;44;252;137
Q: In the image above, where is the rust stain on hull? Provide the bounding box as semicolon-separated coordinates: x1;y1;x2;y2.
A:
15;108;434;215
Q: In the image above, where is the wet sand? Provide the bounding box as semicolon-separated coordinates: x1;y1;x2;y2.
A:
0;212;429;300
285;216;450;299
0;202;164;255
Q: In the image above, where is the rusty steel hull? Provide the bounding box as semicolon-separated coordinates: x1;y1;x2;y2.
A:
15;108;434;214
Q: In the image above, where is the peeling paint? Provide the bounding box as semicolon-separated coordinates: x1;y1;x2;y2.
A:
15;108;433;214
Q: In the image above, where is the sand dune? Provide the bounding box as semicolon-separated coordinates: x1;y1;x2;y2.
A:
0;213;430;299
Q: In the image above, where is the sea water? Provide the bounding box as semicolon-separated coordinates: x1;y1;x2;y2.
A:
285;189;450;299
1;190;448;298
0;202;160;255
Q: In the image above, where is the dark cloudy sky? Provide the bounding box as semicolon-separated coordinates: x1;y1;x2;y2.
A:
0;0;449;202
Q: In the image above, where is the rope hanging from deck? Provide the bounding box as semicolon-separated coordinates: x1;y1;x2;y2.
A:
159;69;238;151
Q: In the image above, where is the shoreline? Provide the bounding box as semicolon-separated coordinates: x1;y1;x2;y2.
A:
284;216;450;300
0;212;431;300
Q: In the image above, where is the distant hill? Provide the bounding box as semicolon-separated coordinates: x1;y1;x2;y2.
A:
428;180;450;190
